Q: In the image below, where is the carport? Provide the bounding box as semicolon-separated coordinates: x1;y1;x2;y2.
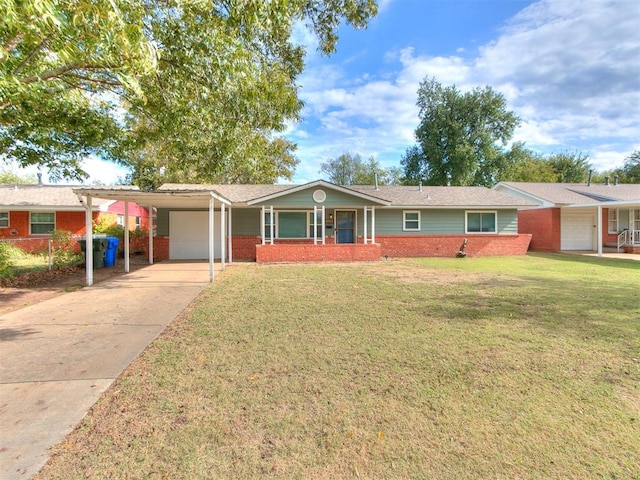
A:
73;187;232;285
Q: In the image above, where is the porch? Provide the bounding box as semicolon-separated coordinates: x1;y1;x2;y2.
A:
256;241;381;263
615;229;640;253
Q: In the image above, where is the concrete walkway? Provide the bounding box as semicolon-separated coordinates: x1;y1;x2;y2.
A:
0;262;212;480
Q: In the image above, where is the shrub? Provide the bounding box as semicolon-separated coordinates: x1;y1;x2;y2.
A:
50;230;83;268
0;242;16;278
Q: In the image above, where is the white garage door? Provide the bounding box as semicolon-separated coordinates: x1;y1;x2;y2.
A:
169;211;222;260
561;209;595;250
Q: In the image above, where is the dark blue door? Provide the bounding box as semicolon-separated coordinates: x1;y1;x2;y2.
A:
336;211;355;243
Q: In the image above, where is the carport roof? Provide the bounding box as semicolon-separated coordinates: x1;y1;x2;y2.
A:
73;186;232;208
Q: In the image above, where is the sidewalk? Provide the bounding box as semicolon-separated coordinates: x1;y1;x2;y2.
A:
0;262;212;480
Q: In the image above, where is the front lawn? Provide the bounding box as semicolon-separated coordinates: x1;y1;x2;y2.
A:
37;254;640;479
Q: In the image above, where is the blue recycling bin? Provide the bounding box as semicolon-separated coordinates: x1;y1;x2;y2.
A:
104;237;120;267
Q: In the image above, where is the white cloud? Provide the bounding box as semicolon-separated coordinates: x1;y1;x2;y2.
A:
289;0;640;181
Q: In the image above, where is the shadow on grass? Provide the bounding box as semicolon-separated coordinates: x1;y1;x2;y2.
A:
529;252;640;271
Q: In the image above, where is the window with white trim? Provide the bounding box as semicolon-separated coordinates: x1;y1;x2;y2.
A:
135;216;141;229
264;211;274;240
608;208;618;233
466;211;497;233
117;214;125;227
308;211;323;238
0;212;8;228
403;210;420;231
30;212;55;234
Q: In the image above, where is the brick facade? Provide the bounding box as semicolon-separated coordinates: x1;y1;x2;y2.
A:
517;208;561;252
256;243;381;263
377;234;532;258
152;236;170;261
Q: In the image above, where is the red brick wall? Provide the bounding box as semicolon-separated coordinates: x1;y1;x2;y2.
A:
377;234;531;258
153;236;170;261
602;208;618;245
232;235;261;261
256;243;381;263
518;208;561;252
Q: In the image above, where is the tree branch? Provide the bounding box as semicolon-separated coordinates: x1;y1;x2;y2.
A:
0;33;25;64
13;33;55;75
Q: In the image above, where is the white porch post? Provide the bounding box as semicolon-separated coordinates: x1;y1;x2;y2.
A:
209;197;215;282
371;207;376;244
124;201;130;273
220;202;226;271
148;205;154;265
269;206;274;245
597;205;603;257
261;205;266;245
85;196;93;286
322;205;326;245
313;205;318;245
363;207;368;244
227;206;233;263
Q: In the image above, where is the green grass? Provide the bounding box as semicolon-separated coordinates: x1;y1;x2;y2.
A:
37;254;640;479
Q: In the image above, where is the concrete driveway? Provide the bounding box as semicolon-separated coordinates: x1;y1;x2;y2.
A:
0;261;212;480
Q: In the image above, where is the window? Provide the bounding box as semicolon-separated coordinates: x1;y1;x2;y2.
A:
278;211;307;238
0;212;8;228
264;211;274;240
403;211;420;231
308;211;323;238
30;212;55;234
608;209;618;233
466;211;497;233
135;216;141;229
117;214;125;227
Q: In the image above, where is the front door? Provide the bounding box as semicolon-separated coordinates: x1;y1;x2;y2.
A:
335;210;356;244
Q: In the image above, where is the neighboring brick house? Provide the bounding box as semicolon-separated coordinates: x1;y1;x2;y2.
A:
0;184;151;253
75;180;535;264
493;181;640;254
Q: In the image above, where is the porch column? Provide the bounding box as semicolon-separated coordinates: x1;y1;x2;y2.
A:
322;205;326;245
220;202;226;271
85;196;93;286
124;201;130;273
148;204;154;265
363;207;368;244
209;197;215;282
227;206;233;263
269;206;274;245
261;205;266;245
371;207;376;244
597;205;603;257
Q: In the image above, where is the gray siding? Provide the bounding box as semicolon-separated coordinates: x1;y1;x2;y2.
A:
232;208;261;235
253;188;377;207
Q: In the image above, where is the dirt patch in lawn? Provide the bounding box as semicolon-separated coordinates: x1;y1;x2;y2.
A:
0;256;148;315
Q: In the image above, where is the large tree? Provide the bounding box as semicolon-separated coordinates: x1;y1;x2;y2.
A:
408;78;520;186
547;151;591;183
1;0;378;183
319;152;398;185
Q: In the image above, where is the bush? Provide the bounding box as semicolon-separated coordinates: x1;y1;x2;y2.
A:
50;230;83;268
0;242;16;278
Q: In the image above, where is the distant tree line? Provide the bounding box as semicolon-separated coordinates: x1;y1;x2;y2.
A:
320;77;639;186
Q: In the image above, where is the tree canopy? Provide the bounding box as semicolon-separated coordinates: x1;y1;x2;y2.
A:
319;152;400;185
1;0;378;184
404;78;520;187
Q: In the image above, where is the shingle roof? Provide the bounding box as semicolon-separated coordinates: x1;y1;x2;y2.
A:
497;182;640;205
158;182;534;207
0;185;113;209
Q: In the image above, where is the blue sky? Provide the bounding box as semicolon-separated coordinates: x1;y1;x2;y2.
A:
288;0;640;183
12;0;640;184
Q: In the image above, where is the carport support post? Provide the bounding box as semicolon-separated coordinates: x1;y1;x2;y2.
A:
227;206;233;263
148;204;154;264
220;202;226;271
124;201;130;273
85;196;94;286
209;197;215;282
597;205;603;257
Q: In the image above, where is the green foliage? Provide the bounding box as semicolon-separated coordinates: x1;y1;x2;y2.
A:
319;152;398;185
50;229;83;268
619;150;640;183
93;215;125;238
547;151;591;183
410;78;520;186
0;169;37;184
1;0;378;184
0;241;15;277
498;143;558;182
